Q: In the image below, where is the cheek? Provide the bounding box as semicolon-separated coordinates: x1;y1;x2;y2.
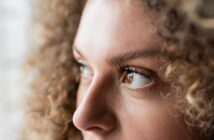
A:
118;99;189;140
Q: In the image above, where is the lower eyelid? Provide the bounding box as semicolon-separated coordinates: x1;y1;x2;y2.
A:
127;78;155;89
120;81;157;98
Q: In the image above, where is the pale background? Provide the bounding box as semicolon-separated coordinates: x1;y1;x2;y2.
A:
0;0;30;139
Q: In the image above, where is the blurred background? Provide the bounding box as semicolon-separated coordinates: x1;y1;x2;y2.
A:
0;0;30;139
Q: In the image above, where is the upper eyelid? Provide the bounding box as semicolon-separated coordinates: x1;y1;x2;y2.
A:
73;45;88;59
120;65;155;76
72;50;89;67
74;60;89;69
73;49;82;60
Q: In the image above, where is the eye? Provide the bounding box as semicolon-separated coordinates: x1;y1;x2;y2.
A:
76;62;93;79
120;66;154;89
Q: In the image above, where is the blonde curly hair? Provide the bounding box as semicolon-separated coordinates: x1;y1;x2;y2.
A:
21;0;214;140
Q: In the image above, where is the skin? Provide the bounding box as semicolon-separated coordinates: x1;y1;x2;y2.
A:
72;0;198;140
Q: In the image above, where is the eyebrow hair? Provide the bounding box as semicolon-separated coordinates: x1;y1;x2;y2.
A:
73;44;162;65
106;47;162;65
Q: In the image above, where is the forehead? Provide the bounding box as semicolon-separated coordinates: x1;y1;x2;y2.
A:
74;0;161;60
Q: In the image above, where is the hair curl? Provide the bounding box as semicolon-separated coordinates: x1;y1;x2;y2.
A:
21;0;214;140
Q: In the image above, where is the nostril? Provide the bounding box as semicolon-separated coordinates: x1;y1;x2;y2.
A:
73;108;116;133
73;111;113;133
72;109;102;132
86;126;103;132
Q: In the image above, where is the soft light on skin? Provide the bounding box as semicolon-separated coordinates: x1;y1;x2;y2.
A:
72;0;199;140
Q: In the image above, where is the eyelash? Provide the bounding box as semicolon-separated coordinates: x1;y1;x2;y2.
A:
118;64;153;77
118;64;158;92
118;64;148;76
74;60;91;75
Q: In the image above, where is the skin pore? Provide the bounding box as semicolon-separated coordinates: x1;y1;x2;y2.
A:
72;0;199;140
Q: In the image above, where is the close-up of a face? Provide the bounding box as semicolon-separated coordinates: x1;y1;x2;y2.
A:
72;0;199;140
15;0;214;139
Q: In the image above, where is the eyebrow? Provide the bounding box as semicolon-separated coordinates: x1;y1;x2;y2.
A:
106;47;162;65
73;45;163;65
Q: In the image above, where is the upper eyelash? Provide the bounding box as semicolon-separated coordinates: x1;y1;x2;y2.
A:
73;59;80;65
118;64;134;73
73;59;85;68
118;64;151;78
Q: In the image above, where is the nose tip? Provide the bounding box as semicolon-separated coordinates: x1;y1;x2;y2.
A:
72;106;116;133
72;108;91;131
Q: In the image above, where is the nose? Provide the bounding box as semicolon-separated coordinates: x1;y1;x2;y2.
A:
72;76;116;134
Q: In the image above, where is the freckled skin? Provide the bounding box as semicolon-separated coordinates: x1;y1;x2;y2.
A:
72;0;199;140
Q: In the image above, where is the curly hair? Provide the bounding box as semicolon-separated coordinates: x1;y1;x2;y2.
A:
20;0;214;140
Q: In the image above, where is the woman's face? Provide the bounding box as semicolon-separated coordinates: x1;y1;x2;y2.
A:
72;0;196;140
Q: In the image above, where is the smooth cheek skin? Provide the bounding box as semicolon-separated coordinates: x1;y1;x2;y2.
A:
72;0;198;140
116;95;188;140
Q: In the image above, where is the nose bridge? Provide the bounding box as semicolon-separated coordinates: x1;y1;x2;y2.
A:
73;74;116;132
80;74;111;111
